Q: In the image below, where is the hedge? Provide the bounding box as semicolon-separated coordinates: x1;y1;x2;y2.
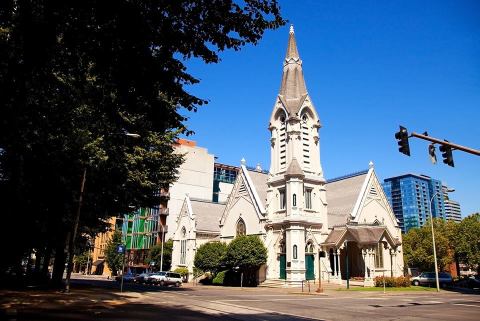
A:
374;276;410;287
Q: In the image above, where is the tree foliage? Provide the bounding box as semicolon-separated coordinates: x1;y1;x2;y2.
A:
0;1;285;280
452;213;480;273
194;241;228;275
224;235;267;270
147;239;173;271
74;251;92;272
403;216;480;273
104;231;124;276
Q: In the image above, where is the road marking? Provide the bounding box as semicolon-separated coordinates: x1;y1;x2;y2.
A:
454;303;480;308
215;297;330;302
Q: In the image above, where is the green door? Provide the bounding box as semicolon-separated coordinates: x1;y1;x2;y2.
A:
279;254;286;279
305;254;315;280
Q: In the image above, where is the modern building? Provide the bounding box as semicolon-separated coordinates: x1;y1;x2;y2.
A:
171;26;404;287
382;174;448;233
119;139;242;271
90;217;122;275
443;185;462;222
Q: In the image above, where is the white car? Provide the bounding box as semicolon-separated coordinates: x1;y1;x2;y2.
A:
149;271;182;287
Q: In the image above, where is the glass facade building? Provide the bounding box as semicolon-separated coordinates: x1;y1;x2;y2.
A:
382;174;446;233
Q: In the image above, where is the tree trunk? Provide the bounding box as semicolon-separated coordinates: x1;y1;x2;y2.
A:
41;245;52;277
51;237;67;287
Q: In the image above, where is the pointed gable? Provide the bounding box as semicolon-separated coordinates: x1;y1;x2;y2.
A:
351;167;400;228
285;157;304;178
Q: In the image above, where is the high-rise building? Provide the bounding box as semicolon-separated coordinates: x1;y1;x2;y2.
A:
382;174;446;233
442;185;462;222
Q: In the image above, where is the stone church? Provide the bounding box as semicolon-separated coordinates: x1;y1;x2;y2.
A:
171;27;404;286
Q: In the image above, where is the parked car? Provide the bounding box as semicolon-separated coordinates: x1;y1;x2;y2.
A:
115;272;136;282
149;271;182;287
411;272;453;288
148;272;167;285
134;273;152;284
455;275;480;289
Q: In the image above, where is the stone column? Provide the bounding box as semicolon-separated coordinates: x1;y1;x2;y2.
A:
363;248;374;286
390;248;397;277
336;248;342;285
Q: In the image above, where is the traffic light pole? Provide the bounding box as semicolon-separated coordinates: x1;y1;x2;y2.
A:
409;132;480;156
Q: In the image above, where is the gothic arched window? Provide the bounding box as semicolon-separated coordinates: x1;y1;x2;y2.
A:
293;245;298;259
180;226;187;265
236;218;246;236
293;194;297;207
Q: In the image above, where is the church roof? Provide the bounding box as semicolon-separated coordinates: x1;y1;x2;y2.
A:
285;158;305;177
189;199;225;233
279;25;308;116
326;170;368;228
246;169;268;208
322;225;401;247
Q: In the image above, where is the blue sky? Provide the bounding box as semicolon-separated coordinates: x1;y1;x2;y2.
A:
182;0;480;217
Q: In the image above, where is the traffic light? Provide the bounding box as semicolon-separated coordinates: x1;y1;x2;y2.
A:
439;143;454;167
428;144;437;164
395;126;410;156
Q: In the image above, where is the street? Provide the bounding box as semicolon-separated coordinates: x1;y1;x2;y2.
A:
2;275;479;321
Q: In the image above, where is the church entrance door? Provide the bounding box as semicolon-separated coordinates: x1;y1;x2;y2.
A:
305;254;315;280
279;254;286;279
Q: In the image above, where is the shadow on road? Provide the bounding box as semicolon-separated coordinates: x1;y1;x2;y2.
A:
0;283;322;321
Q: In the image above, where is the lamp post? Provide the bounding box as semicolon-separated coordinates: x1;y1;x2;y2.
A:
430;188;455;292
159;222;165;272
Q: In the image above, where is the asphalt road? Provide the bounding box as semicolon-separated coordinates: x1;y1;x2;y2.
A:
2;275;478;321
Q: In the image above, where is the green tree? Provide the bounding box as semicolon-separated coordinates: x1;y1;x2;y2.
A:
105;231;124;276
74;251;92;273
403;219;454;272
0;1;285;284
224;235;267;286
146;239;173;271
453;213;480;274
194;242;228;275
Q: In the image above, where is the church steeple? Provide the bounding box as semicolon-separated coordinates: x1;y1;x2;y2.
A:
269;26;323;178
265;26;328;283
285;25;300;59
279;25;308;116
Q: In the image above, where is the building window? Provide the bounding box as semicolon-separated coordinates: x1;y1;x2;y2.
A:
236;218;246;236
293;194;297;207
375;243;384;268
305;189;312;209
180;239;187;265
279;189;286;210
293;245;298;259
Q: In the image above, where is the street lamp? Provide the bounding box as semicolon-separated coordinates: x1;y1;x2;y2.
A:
430;188;455;292
159;222;165;272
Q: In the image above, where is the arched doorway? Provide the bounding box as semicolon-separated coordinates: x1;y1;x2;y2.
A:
305;242;315;280
279;241;286;279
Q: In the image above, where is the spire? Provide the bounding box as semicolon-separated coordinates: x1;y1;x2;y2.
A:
279;25;307;115
285;25;299;59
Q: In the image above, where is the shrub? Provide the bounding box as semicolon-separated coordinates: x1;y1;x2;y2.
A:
194;242;227;275
199;272;213;285
213;270;228;285
174;267;189;277
374;276;411;287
